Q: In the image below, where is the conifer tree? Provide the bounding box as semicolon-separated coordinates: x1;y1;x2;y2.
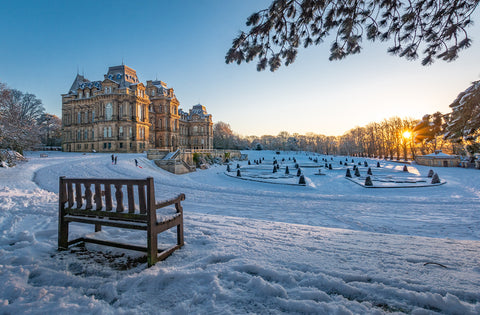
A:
226;0;477;71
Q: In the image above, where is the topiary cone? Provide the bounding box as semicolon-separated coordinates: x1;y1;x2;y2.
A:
346;168;352;178
355;168;361;177
298;175;306;185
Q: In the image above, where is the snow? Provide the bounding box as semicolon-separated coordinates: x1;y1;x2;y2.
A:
1;150;480;314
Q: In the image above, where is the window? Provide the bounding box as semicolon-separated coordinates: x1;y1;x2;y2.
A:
108;126;112;137
138;105;142;121
104;143;107;149
77;130;81;140
85;91;90;98
84;130;88;140
119;105;123;116
78;91;83;99
151;90;155;96
105;103;113;120
77;112;81;124
92;110;95;122
119;126;123;136
91;130;94;139
119;142;123;148
129;127;132;138
108;143;111;149
103;127;107;138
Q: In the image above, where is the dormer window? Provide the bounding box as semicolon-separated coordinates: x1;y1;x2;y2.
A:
78;91;83;99
86;91;90;98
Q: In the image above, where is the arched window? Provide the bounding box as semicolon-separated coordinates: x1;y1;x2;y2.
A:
108;127;112;137
105;103;113;120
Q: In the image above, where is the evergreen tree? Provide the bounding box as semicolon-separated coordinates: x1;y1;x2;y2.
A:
226;0;477;71
444;81;480;155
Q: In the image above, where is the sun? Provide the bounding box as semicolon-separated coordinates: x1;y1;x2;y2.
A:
402;130;412;139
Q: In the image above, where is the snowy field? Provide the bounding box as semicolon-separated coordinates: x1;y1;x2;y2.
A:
0;150;479;314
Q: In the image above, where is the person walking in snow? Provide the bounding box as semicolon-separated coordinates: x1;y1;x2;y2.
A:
114;155;117;165
135;159;138;167
111;154;114;164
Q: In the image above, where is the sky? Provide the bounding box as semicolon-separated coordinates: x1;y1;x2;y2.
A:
1;0;479;137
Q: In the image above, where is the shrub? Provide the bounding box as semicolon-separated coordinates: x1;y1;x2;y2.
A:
367;167;372;175
431;173;440;184
365;176;373;186
237;169;241;177
298;175;306;185
355;168;361;177
427;169;434;177
285;166;290;174
345;168;352;178
403;165;408;172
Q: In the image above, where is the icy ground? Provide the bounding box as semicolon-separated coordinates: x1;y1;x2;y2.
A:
0;150;479;314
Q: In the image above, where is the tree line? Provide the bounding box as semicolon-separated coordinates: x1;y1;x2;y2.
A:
214;80;480;160
0;82;61;154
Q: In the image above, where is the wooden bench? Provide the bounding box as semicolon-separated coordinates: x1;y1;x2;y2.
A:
58;176;185;267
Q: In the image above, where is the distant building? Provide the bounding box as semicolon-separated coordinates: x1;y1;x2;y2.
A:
415;150;460;167
61;65;213;152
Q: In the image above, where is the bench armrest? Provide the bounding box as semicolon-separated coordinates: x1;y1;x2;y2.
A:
155;193;185;212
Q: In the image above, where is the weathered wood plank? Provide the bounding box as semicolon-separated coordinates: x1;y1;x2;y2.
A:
85;184;93;210
105;184;113;211
67;182;74;208
127;184;135;213
115;184;124;212
94;183;103;210
75;182;83;209
138;184;146;214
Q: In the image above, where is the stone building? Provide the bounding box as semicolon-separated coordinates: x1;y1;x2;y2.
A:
62;65;213;153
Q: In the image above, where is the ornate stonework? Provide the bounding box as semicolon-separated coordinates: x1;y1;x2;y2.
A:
61;65;213;153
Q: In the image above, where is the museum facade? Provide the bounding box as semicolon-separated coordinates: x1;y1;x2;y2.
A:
61;65;213;153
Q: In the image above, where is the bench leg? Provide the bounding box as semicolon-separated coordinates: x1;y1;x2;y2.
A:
147;230;158;267
58;218;69;250
177;223;184;247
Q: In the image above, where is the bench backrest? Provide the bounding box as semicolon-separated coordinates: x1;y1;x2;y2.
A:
59;176;155;221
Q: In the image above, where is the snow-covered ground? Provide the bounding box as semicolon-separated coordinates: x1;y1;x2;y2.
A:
0;150;479;314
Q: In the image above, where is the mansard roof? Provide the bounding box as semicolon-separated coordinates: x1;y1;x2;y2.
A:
105;65;139;88
68;74;89;95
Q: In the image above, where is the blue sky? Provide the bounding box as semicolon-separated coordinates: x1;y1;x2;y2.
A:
1;0;479;136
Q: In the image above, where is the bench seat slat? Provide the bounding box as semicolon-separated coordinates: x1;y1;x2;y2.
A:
65;208;147;221
64;215;148;230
